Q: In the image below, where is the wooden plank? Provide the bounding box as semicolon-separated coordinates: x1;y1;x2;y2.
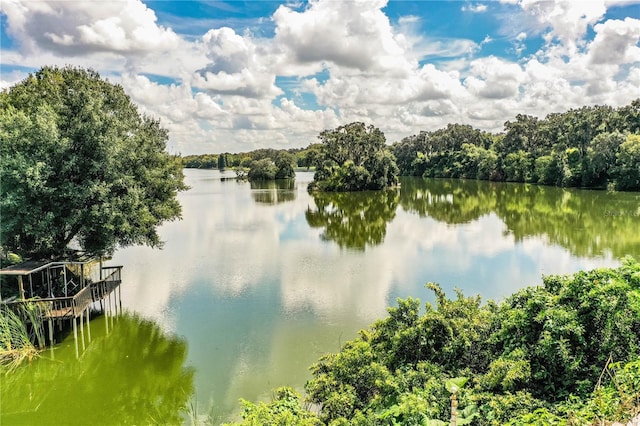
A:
44;307;73;319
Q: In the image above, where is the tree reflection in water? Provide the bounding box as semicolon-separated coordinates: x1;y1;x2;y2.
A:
306;189;399;250
1;313;194;425
399;177;640;258
250;180;296;205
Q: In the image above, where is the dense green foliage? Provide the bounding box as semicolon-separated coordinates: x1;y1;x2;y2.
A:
309;122;399;192
183;149;300;182
246;152;296;181
0;66;187;259
224;387;321;426
247;158;278;180
182;147;314;171
302;257;640;424
182;154;219;169
392;100;640;190
227;259;640;425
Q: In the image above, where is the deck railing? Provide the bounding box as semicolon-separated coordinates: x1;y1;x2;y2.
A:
90;266;122;302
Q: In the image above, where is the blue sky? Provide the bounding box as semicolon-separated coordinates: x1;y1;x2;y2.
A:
1;0;640;154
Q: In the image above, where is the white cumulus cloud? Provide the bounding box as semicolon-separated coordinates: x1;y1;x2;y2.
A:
1;0;180;54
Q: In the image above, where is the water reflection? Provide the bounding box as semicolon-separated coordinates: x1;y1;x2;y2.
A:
399;178;495;224
399;178;640;258
1;314;194;425
250;180;296;205
306;190;399;250
101;170;638;423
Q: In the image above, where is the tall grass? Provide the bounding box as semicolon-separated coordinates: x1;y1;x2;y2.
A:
185;394;220;426
0;300;49;370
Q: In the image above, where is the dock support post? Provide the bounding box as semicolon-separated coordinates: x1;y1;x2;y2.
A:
118;284;122;316
86;308;91;342
18;276;25;300
104;294;110;334
46;268;52;298
109;293;118;329
63;267;68;297
79;311;85;352
48;318;54;345
73;317;79;359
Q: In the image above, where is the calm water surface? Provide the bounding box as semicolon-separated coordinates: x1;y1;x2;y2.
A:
3;169;639;424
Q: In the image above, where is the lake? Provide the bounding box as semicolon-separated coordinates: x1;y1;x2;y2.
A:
2;169;639;424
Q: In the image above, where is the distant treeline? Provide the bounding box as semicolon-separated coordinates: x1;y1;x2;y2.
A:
182;99;640;190
182;147;321;171
392;99;640;191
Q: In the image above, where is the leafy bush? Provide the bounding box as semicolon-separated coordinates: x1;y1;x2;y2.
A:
224;387;320;426
247;158;278;180
303;257;640;424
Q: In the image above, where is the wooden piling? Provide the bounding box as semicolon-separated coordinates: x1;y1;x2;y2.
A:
17;276;25;300
48;318;54;345
86;307;91;342
73;317;79;359
79;310;85;351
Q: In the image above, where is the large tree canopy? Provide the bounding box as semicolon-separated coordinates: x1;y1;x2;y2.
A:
309;122;399;192
0;66;187;259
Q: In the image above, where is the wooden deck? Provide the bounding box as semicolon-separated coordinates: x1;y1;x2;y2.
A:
1;263;123;354
4;266;122;320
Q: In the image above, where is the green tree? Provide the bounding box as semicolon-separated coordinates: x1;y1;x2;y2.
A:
583;131;625;187
274;151;296;179
533;154;562;185
458;143;497;180
0;66;187;259
247;158;277;181
182;154;218;169
616;98;640;133
296;144;322;170
218;153;227;170
503;150;533;182
246;152;295;181
562;147;583;187
310;122;399;191
499;115;542;156
613;134;640;191
392;131;430;176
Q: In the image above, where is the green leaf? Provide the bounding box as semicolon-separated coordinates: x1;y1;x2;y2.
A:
445;377;468;394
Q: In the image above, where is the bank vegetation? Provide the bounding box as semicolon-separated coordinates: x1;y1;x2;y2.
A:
226;258;640;425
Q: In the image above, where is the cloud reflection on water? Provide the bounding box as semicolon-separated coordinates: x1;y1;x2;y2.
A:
110;169;634;420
